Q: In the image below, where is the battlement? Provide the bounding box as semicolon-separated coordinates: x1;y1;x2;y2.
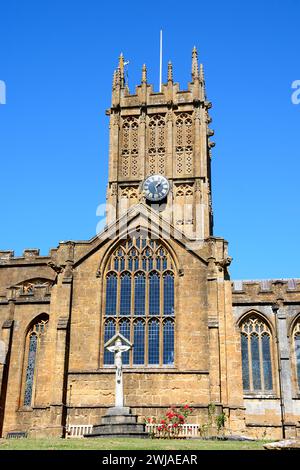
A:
0;248;57;265
109;48;209;110
232;278;300;303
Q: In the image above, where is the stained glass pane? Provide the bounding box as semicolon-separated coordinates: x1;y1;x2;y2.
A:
251;334;261;390
262;334;273;391
134;258;139;270
156;258;161;270
134;273;145;315
163;320;174;365
149;273;160;315
120;320;130;365
164;274;174;315
120;273;131;315
163;258;167;270
128;258;133;271
148;259;153;270
120;258;125;271
295;334;300;389
24;333;38;406
105;273;117;316
133;321;145;365
148;320;160;365
104;320;116;365
114;258;118;271
241;333;250;391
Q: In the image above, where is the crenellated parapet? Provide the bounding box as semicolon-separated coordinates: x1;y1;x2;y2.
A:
232;278;300;304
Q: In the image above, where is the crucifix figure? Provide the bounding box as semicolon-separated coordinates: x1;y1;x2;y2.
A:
105;333;132;408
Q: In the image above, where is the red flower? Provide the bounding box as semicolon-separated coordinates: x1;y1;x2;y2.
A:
161;419;166;424
178;414;184;421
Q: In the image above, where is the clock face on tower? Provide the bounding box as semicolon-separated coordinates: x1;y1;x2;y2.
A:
143;174;170;202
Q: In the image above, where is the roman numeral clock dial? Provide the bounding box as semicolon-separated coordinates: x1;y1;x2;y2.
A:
143;174;170;202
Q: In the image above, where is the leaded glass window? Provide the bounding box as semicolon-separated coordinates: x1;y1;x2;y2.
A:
120;273;131;315
163;273;174;315
105;273;117;316
23;317;48;407
104;320;116;365
149;272;160;315
148;320;160;365
163;320;174;365
133;320;145;365
294;322;300;390
103;236;175;367
240;316;273;393
134;273;145;315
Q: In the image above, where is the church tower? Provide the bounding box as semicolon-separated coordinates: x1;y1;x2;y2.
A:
106;48;215;240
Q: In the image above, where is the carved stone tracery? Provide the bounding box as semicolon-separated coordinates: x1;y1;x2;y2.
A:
175;113;194;175
120;117;139;177
147;114;166;175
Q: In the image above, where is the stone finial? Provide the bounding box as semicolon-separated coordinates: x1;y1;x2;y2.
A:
112;70;117;90
167;61;173;83
192;46;199;81
118;53;125;87
141;64;147;84
200;63;204;82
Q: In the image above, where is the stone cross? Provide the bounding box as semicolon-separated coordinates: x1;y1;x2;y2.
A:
105;333;132;408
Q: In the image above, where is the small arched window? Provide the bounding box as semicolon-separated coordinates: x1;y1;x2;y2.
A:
293;320;300;390
240;316;273;393
23;315;48;407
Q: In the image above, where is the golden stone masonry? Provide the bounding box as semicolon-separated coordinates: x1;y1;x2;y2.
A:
0;49;299;439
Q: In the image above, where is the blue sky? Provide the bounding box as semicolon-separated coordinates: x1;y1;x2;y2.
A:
0;0;299;279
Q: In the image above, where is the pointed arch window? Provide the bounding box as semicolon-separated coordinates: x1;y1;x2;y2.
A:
240;316;273;393
293;321;300;390
23;316;48;407
103;236;175;367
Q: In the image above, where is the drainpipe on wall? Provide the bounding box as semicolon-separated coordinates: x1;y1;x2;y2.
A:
272;302;286;439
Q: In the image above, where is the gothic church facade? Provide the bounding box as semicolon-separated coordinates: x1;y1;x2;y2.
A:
0;49;299;439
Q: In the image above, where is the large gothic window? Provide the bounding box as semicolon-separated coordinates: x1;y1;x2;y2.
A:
240;316;273;393
23;315;49;407
293;321;300;390
103;236;175;367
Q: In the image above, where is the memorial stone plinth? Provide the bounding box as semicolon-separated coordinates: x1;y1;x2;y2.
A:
85;333;148;439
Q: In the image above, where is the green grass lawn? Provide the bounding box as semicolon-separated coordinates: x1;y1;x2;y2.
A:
0;437;269;450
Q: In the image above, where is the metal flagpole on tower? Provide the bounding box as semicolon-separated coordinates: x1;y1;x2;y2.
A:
159;29;163;92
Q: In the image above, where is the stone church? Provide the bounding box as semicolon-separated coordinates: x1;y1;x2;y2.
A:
0;48;299;440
